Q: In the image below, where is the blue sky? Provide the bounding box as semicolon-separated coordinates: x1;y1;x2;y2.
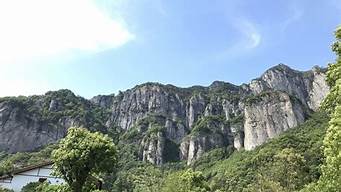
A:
1;0;340;98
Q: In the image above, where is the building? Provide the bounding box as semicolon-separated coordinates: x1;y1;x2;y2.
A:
0;161;63;191
0;162;102;192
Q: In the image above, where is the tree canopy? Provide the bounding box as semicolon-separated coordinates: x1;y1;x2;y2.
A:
303;26;341;192
161;169;210;192
52;127;117;192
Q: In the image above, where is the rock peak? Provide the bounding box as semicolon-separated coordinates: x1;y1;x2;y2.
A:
209;81;228;88
45;89;75;97
266;63;294;73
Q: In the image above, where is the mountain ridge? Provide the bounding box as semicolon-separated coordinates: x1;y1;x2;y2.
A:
0;63;330;165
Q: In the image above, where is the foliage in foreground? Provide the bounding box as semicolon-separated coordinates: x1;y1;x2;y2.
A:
199;112;328;192
108;111;328;192
1;111;327;192
302;26;341;192
0;145;57;177
0;186;13;192
52;128;117;192
161;169;210;192
21;181;108;192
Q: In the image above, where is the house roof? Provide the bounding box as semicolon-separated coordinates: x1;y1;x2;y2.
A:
0;161;102;184
0;161;53;180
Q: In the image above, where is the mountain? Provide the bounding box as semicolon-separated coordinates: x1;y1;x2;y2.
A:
0;64;329;165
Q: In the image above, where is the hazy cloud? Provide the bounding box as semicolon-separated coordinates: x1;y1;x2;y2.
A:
217;18;262;60
280;4;303;32
0;0;134;64
236;19;262;49
0;79;54;97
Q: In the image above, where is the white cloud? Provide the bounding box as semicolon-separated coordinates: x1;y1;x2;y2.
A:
217;19;262;60
0;79;53;97
280;4;303;32
0;0;134;64
235;19;262;49
249;32;262;48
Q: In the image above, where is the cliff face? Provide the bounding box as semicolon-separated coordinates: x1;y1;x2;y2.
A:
0;90;108;153
180;115;233;165
248;64;329;110
0;64;330;165
0;101;67;153
243;91;307;150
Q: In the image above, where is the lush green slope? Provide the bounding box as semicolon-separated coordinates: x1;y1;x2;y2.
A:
198;112;328;191
0;89;110;132
0;112;329;192
108;111;329;192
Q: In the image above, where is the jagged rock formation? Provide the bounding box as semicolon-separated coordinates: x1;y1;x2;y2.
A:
0;101;67;153
248;64;328;110
0;64;330;165
180;115;233;164
141;131;165;165
243;91;307;150
0;90;108;153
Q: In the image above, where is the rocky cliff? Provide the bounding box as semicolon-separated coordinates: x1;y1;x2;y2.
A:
243;91;307;150
0;64;329;165
0;90;108;153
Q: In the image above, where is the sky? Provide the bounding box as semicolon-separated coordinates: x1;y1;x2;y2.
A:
1;0;340;98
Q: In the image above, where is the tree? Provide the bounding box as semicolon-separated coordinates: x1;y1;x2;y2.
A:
243;174;286;192
318;26;341;192
246;148;307;192
161;169;210;192
112;165;164;192
0;187;13;192
322;26;341;113
35;182;71;192
303;26;341;192
52;127;117;192
270;148;307;191
21;182;42;192
0;159;13;176
314;106;341;191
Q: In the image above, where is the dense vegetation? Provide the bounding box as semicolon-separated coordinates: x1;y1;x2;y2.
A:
105;111;329;192
0;145;56;176
300;26;341;192
0;89;110;132
52;128;117;192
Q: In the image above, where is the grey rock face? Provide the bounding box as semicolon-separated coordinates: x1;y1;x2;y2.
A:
106;84;188;131
231;123;244;151
180;134;226;165
90;95;114;109
308;67;330;110
0;90;107;153
0;64;330;165
0;102;68;153
248;64;329;111
179;115;233;164
243;92;307;150
141;132;165;165
188;94;206;129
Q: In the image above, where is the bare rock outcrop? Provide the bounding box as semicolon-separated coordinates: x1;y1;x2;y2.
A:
243;91;307;150
0;64;330;165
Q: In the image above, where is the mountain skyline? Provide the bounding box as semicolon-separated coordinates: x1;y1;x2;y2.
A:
0;63;324;99
1;0;340;98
